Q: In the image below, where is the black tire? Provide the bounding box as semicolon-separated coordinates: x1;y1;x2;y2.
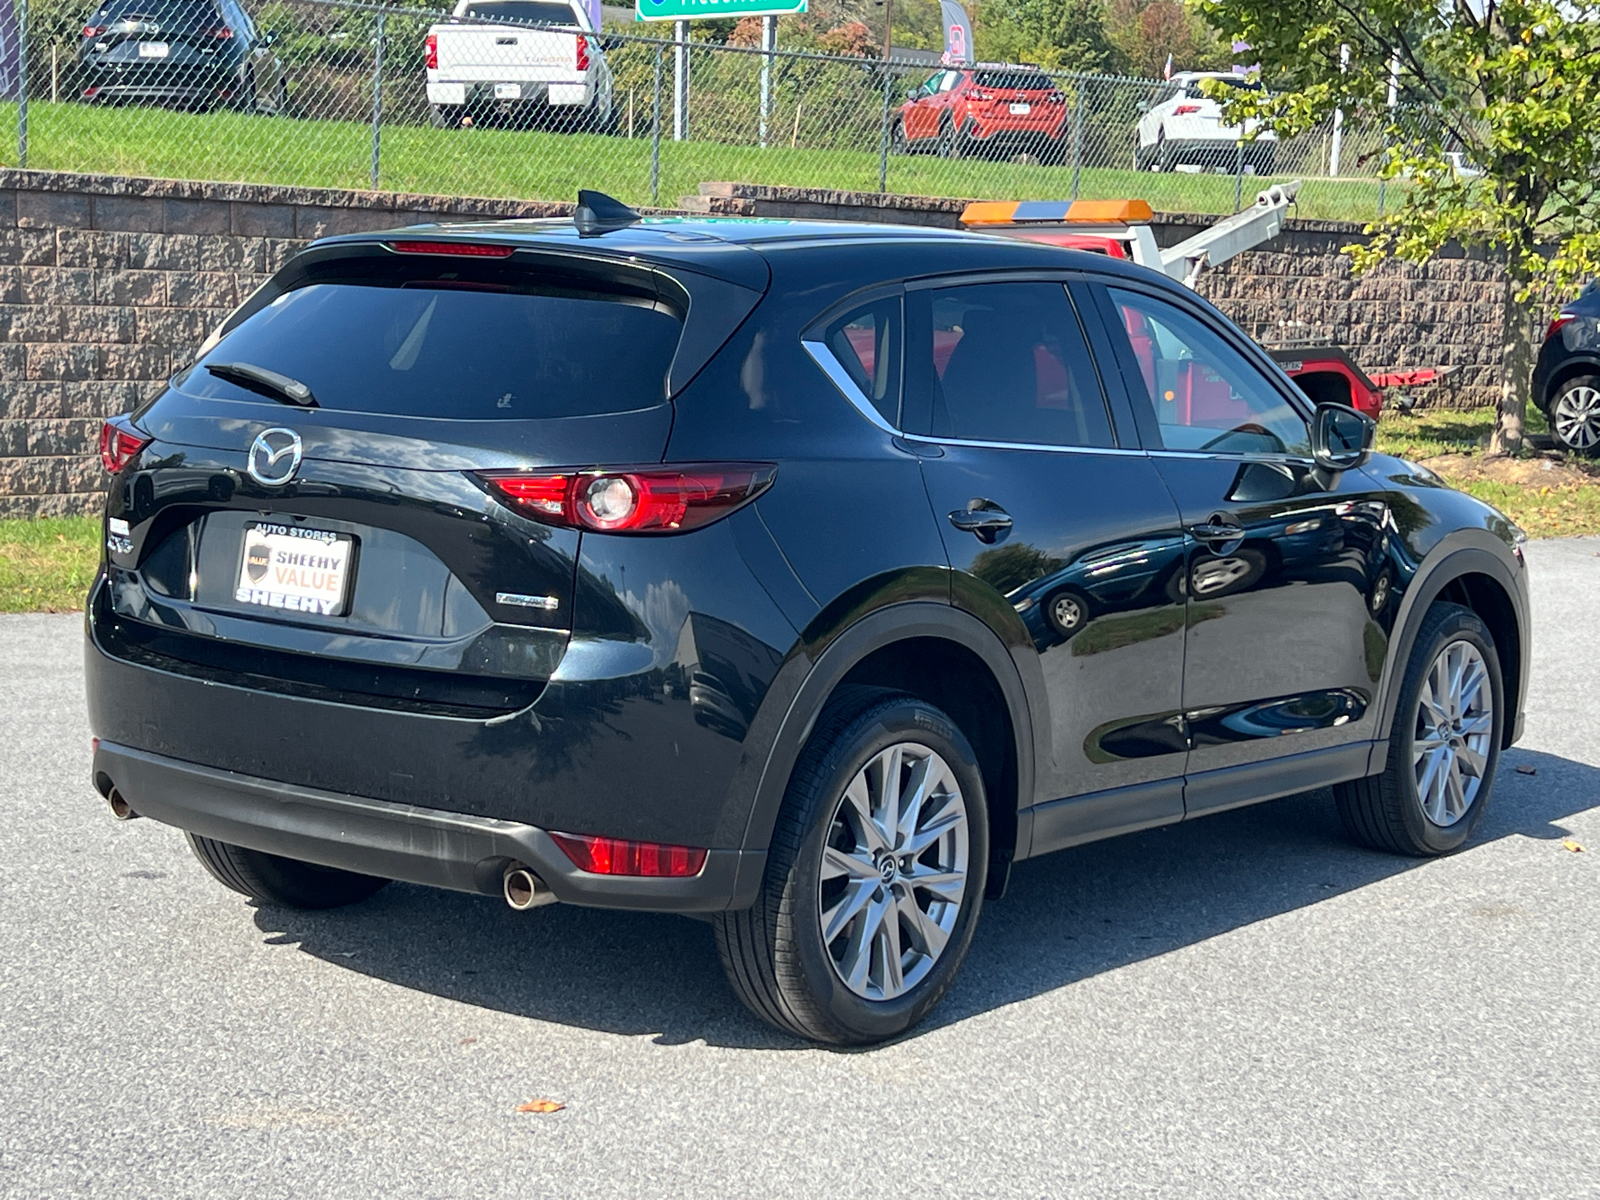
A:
936;118;960;160
1334;602;1504;857
274;77;290;117
1043;587;1092;637
234;66;256;113
186;833;389;909
1547;374;1600;456
713;690;989;1045
1156;132;1173;172
430;103;465;129
890;120;909;156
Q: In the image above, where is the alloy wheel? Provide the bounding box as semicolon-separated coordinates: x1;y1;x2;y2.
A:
1552;384;1600;451
1411;639;1495;826
1191;555;1253;595
818;742;969;1002
1050;593;1085;632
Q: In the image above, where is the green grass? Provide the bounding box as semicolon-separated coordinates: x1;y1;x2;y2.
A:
0;517;100;613
4;99;1385;219
1373;406;1499;460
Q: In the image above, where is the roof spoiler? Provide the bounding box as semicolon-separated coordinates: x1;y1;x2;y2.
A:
574;190;642;236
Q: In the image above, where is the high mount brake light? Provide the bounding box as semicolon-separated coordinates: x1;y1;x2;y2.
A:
387;240;517;257
99;415;149;474
480;464;777;534
1547;313;1575;341
549;831;707;877
424;32;437;69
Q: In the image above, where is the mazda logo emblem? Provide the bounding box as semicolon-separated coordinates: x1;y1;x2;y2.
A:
247;427;303;487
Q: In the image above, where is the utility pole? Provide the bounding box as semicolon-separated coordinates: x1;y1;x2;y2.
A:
881;0;893;60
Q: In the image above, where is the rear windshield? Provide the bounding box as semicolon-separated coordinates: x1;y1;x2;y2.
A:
462;1;580;24
974;70;1052;91
1184;77;1259;97
88;0;219;27
181;275;681;420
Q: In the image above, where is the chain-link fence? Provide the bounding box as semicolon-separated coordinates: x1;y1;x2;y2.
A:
2;0;1410;220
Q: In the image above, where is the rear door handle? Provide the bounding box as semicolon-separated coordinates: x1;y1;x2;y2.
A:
1188;514;1245;550
949;501;1013;544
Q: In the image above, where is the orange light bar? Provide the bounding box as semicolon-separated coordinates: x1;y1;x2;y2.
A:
960;198;1154;227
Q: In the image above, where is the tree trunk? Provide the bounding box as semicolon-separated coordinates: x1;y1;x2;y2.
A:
1487;277;1534;456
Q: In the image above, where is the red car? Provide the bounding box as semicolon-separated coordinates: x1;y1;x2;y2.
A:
892;66;1069;161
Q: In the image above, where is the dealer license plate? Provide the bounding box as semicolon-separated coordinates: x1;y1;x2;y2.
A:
494;82;522;99
1009;102;1030;114
235;522;354;617
138;41;169;57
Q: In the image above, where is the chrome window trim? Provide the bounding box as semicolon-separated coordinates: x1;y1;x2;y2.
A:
805;337;1151;457
902;432;1147;457
802;336;902;436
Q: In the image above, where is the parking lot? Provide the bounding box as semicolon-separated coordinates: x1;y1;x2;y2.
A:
2;537;1597;1198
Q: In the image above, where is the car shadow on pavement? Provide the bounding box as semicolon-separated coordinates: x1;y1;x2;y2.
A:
249;746;1596;1051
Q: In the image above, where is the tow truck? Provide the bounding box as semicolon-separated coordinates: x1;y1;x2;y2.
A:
956;180;1438;418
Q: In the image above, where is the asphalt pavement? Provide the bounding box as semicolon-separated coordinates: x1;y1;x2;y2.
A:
2;539;1598;1198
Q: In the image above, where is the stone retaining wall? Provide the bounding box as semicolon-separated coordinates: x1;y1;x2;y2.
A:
0;172;1506;518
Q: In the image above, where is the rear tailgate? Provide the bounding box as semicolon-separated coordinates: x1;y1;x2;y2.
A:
96;236;764;716
432;21;581;81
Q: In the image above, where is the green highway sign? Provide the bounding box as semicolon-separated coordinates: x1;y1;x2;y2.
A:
636;0;806;21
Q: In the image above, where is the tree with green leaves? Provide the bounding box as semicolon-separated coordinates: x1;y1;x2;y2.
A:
1200;0;1600;454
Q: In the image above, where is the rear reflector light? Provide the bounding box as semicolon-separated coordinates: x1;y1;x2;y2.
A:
480;464;777;534
387;239;516;257
575;33;589;71
99;415;149;474
1173;104;1202;115
83;23;105;35
1546;313;1575;341
82;86;100;97
550;831;707;877
424;32;438;69
968;89;991;100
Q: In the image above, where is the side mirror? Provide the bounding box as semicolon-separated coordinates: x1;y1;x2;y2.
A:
905;88;922;102
1135;98;1150;112
1310;403;1375;474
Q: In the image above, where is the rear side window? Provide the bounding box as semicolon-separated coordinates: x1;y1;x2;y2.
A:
182;275;682;420
823;297;902;426
920;281;1114;449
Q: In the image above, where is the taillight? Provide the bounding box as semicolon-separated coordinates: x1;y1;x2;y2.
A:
386;239;516;257
1048;91;1065;104
480;464;777;534
1546;313;1575;341
99;415;149;474
1173;103;1202;115
549;831;707;877
424;32;437;69
575;34;589;71
205;25;233;38
968;89;991;101
82;23;105;36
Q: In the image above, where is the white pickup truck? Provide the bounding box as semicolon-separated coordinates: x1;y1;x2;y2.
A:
424;0;615;132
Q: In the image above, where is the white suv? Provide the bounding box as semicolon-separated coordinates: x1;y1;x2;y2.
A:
1135;71;1277;174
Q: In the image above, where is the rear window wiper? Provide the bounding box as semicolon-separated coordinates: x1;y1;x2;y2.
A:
205;361;319;408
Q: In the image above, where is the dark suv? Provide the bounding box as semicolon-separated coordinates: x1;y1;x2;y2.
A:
88;196;1530;1045
78;0;288;112
1532;281;1600;454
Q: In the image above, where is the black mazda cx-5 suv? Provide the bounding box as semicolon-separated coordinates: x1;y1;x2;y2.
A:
87;193;1530;1044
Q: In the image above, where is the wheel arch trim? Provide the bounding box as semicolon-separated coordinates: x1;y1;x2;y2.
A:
730;600;1038;902
1370;538;1528;772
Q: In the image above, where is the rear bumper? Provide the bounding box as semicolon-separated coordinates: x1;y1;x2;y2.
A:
94;739;758;911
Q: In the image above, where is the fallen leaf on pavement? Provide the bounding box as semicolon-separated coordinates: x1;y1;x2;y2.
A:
1562;839;1585;853
1515;765;1538;776
515;1099;565;1114
459;1038;477;1046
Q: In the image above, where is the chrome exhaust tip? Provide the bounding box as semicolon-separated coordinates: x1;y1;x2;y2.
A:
107;788;138;821
502;864;554;911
